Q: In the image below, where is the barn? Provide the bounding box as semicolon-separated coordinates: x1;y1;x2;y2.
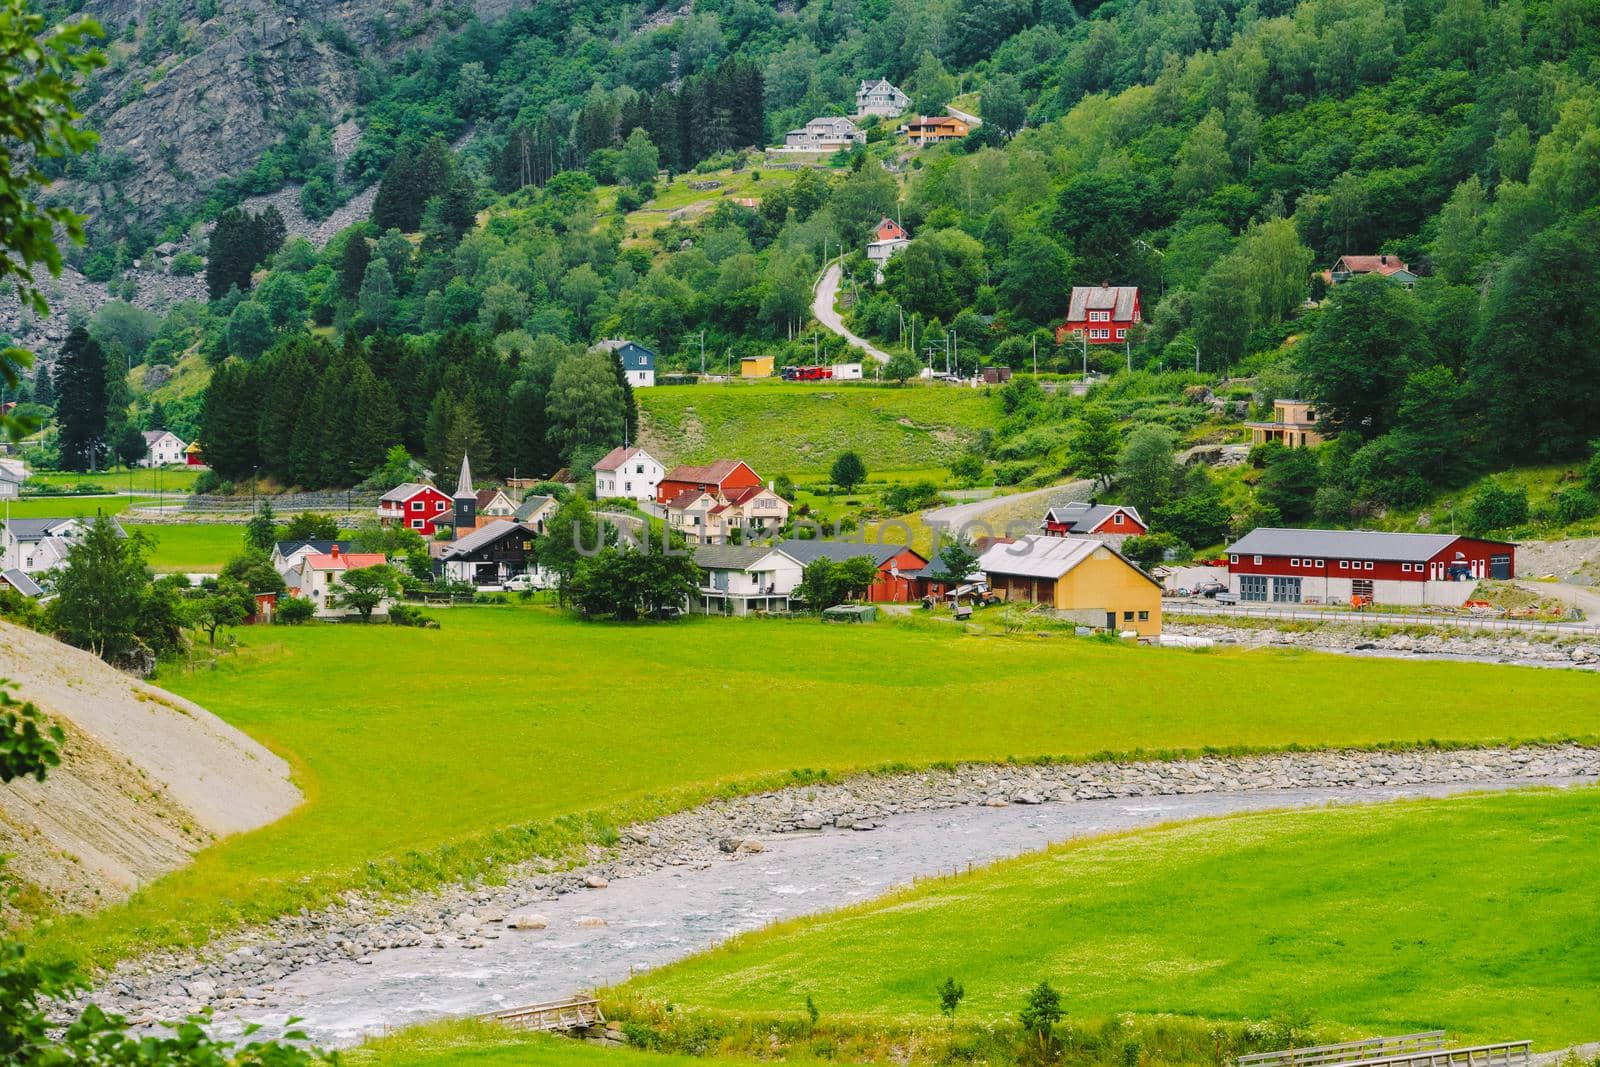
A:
1225;529;1515;607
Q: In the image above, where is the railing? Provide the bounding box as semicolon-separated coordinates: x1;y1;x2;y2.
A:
482;995;605;1033
1334;1042;1530;1067
1240;1032;1447;1067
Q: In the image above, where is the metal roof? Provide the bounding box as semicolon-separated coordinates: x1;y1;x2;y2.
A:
1067;286;1139;320
693;544;801;571
978;535;1100;579
1224;528;1500;561
2;517;124;541
777;538;922;568
513;494;556;521
0;568;42;597
379;481;439;503
1041;501;1142;532
439;519;532;559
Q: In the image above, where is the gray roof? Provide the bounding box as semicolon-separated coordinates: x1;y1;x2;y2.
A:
1042;502;1142;533
1067;285;1138;320
439;519;530;559
693;544;801;571
379;481;438;503
454;454;475;500
275;540;351;557
2;517;125;541
777;539;923;568
1224;528;1504;561
513;494;557;521
0;568;42;597
978;535;1161;586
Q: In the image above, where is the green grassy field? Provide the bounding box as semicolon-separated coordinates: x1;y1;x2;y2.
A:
130;523;244;572
38;607;1600;971
618;786;1600;1048
29;467;201;492
636;381;1000;474
354;1021;772;1067
3;495;157;518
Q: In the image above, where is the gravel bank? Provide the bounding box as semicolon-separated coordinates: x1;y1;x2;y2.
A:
1169;621;1600;668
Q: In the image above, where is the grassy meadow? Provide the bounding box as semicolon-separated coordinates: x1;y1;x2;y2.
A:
618;786;1600;1048
2;495;157;518
28;466;202;492
354;1021;772;1067
635;381;999;474
38;607;1600;971
131;523;245;572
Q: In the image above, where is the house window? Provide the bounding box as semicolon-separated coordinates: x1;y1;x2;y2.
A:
1116;329;1126;339
1113;513;1124;525
1240;575;1269;602
1123;611;1134;621
1314;559;1324;568
1229;554;1238;564
1271;577;1301;603
1138;610;1149;621
411;500;424;511
1253;555;1262;565
1400;563;1411;573
410;519;424;529
1289;558;1299;567
1339;560;1348;569
1364;561;1374;570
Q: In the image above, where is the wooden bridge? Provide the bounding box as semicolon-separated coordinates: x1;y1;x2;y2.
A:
1241;1033;1532;1067
481;995;605;1033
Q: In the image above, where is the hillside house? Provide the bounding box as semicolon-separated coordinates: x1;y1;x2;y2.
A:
1055;286;1142;345
0;458;26;499
287;544;392;619
657;459;764;504
1;516;123;576
594;445;665;502
1225;529;1515;607
474;487;516;519
138;429;188;467
513;494;559;533
857;78;910;117
904;116;969;145
665;484;791;545
778;539;930;603
1247;400;1327;448
693;543;806;615
784;117;864;150
1041;502;1147;543
438;519;539;586
978;535;1162;636
866;216;911;280
378;482;453;535
1324;254;1417;288
595;339;657;388
272;539;354;583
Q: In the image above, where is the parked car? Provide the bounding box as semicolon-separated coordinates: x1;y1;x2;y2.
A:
1194;580;1227;598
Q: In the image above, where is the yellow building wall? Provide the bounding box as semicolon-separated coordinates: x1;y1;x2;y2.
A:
1052;547;1163;636
741;356;775;378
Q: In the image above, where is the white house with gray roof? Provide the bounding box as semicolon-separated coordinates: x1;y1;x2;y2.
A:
783;116;865;151
1;516;125;576
693;544;805;615
0;458;27;499
856;79;910;118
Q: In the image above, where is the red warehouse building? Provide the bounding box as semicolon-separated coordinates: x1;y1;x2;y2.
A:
656;459;764;506
1225;529;1515;607
1055;285;1142;345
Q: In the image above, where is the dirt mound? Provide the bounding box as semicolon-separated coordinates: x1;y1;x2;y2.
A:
1517;537;1600;584
0;623;300;916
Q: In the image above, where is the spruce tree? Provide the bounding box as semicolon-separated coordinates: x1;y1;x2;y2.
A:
54;326;109;471
610;349;638;443
340;233;371;300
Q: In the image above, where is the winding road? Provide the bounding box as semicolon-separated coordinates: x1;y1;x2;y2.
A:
812;262;890;363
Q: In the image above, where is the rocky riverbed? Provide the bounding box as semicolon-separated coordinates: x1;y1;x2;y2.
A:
1169;621;1600;668
80;746;1600;1045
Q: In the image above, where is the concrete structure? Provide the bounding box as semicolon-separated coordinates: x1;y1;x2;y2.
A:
978;535;1162;636
856;78;910;118
139;429;188;467
778;539;929;603
904;115;970;145
1247;399;1327;448
740;355;775;378
693;543;805;614
783;116;864;151
1055;285;1142;345
595;339;657;388
1225;528;1515;607
1040;502;1147;544
593;446;664;503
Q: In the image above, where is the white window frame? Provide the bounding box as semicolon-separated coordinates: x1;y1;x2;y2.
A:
1253;555;1262;564
1314;559;1324;568
410;519;424;529
411;500;424;511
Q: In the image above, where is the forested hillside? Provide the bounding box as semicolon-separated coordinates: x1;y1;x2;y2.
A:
16;0;1600;540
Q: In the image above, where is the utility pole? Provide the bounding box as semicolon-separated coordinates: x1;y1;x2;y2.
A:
1081;331;1088;379
699;330;705;375
1032;334;1037;376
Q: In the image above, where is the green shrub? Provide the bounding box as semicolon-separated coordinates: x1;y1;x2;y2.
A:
275;596;314;624
1551;487;1599;525
389;603;436;627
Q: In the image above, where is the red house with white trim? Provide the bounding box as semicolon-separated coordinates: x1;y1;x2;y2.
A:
655;459;764;506
378;481;454;535
1225;529;1515;607
778;539;930;603
1055;285;1142;345
1041;502;1146;540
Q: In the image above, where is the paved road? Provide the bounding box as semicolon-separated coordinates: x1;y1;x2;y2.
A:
923;478;1094;537
947;105;983;128
812;262;890;364
1172;600;1600;637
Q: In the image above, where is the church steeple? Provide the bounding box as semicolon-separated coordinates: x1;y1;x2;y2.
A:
452;453;476;537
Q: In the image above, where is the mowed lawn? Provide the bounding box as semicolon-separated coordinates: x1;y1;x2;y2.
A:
2;495;156;518
41;608;1600;968
29;467;201;492
131;523;244;572
636;382;999;474
354;1022;770;1067
620;787;1600;1048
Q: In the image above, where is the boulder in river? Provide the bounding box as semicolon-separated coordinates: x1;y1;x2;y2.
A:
507;913;549;930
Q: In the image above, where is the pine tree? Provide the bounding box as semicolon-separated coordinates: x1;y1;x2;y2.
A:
340;233;371;300
199;360;259;480
54;326;109;471
609;349;638;443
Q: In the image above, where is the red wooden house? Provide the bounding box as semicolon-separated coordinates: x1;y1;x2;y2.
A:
874;217;908;242
655;459;763;506
778;539;930;603
378;481;455;535
1055;285;1142;345
1041;502;1146;538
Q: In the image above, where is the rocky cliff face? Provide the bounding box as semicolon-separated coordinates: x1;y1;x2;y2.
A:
65;0;514;223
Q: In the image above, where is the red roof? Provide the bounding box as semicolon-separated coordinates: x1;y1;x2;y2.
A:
1334;255;1410;276
305;552;386;571
663;488;709;511
662;459;753;485
593;445;643;472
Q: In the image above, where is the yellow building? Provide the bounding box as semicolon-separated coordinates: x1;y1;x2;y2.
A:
978;535;1163;636
1247;399;1326;448
740;355;775;378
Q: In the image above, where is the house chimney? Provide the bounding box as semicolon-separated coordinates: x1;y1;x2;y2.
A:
330;543;340;559
1380;254;1388;265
